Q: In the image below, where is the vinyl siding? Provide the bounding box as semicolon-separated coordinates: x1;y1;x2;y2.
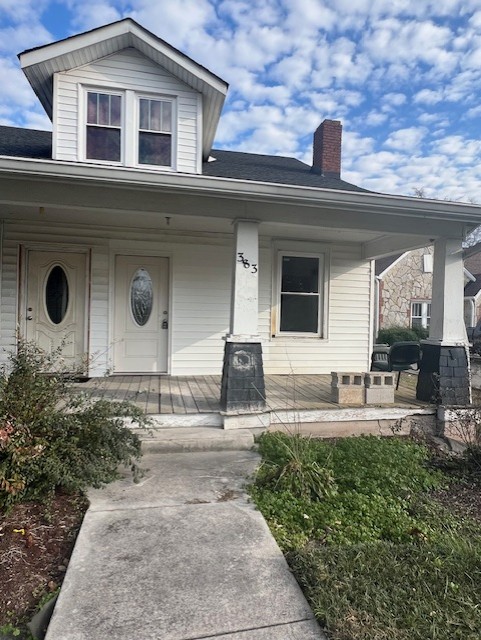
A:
0;220;372;376
260;244;372;374
54;48;200;173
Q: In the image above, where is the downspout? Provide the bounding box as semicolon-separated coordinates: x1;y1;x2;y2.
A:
373;275;381;342
466;296;476;328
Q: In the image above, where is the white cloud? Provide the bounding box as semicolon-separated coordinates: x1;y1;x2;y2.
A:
65;0;122;30
413;89;443;105
384;127;427;151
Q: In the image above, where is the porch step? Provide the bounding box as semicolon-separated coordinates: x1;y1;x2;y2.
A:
138;426;258;453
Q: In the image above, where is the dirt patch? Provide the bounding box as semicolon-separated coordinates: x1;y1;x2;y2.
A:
0;492;88;630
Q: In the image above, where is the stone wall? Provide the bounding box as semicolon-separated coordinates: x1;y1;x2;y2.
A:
380;246;433;328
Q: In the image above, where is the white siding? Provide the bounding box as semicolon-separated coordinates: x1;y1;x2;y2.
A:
0;221;372;376
54;48;200;173
260;243;372;374
0;220;231;376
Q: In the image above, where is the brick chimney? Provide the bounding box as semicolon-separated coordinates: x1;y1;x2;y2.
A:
311;119;342;178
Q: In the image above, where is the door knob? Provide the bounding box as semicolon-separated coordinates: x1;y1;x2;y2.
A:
27;316;33;321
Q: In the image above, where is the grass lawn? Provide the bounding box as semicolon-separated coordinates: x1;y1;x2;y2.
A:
249;433;481;640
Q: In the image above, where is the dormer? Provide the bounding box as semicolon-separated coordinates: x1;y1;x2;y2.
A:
18;19;228;174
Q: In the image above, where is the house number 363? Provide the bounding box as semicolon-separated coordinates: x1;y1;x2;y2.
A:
237;252;258;273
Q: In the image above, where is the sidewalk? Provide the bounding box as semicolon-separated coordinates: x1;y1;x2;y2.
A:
45;450;326;640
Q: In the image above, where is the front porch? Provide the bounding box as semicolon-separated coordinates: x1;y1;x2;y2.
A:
74;372;435;432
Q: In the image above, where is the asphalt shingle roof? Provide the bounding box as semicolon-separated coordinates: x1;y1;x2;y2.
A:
203;149;369;192
0;125;52;159
375;253;404;277
0;125;368;193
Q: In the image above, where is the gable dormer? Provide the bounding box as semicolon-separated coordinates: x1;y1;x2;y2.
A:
19;19;228;174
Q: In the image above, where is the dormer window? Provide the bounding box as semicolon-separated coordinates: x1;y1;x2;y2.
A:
86;91;122;162
138;98;172;166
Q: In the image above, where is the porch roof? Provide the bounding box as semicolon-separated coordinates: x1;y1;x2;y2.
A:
1;140;481;258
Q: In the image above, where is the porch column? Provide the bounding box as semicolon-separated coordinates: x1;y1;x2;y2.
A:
220;220;266;414
416;237;470;405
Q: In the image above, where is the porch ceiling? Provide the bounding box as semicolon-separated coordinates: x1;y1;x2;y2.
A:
1;157;480;257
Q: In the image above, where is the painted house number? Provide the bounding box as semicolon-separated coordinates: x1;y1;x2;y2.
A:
237;252;258;273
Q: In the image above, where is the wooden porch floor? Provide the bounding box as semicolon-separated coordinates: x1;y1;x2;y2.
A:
74;372;425;415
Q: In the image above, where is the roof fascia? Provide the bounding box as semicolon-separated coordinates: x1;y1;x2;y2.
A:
19;20;227;94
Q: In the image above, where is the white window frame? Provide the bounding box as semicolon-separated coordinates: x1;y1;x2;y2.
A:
81;87;124;165
79;86;176;170
275;250;326;337
411;300;431;329
135;94;177;171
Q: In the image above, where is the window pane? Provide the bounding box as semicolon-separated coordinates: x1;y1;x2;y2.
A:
411;303;421;317
139;99;149;130
45;266;69;325
87;126;121;161
411;317;422;328
151;101;161;131
139;132;171;166
280;294;319;332
161;102;172;132
131;268;153;327
282;256;319;293
110;95;121;126
98;93;110;126
87;92;98;124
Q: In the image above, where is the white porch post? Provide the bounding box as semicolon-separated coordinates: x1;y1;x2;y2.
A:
229;220;260;336
220;220;266;418
416;237;470;405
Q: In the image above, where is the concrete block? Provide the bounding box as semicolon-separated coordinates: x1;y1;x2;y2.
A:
331;372;364;404
364;372;395;404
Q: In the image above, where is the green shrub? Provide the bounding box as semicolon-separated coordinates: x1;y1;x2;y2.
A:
411;325;429;340
0;341;147;510
377;326;420;345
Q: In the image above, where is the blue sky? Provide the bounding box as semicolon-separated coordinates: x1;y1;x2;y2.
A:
2;0;481;201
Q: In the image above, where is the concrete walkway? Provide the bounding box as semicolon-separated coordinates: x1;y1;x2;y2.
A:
46;450;326;640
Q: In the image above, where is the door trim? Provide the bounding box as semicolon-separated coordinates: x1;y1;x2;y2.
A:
21;245;90;368
111;253;171;374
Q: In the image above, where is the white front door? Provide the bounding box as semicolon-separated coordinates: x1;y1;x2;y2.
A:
113;255;169;373
25;251;87;367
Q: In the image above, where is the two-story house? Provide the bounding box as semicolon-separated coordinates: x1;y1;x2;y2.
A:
0;18;480;415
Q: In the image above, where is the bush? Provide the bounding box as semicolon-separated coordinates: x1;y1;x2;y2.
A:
377;325;422;345
0;341;147;510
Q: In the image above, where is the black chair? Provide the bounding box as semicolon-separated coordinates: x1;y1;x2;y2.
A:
371;341;421;390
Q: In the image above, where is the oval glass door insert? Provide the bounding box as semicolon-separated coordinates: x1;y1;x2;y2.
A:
131;268;153;326
45;265;69;325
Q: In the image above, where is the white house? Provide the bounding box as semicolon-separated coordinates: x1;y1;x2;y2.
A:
0;18;480;412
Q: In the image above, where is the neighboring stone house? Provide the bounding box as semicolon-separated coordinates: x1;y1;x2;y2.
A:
375;243;481;335
464;246;481;326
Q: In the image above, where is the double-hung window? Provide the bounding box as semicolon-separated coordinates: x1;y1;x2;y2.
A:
278;253;324;335
411;300;431;329
83;88;175;168
138;98;172;166
86;91;122;162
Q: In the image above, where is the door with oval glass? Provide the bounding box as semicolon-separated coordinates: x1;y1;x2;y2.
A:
25;251;86;367
113;255;169;373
